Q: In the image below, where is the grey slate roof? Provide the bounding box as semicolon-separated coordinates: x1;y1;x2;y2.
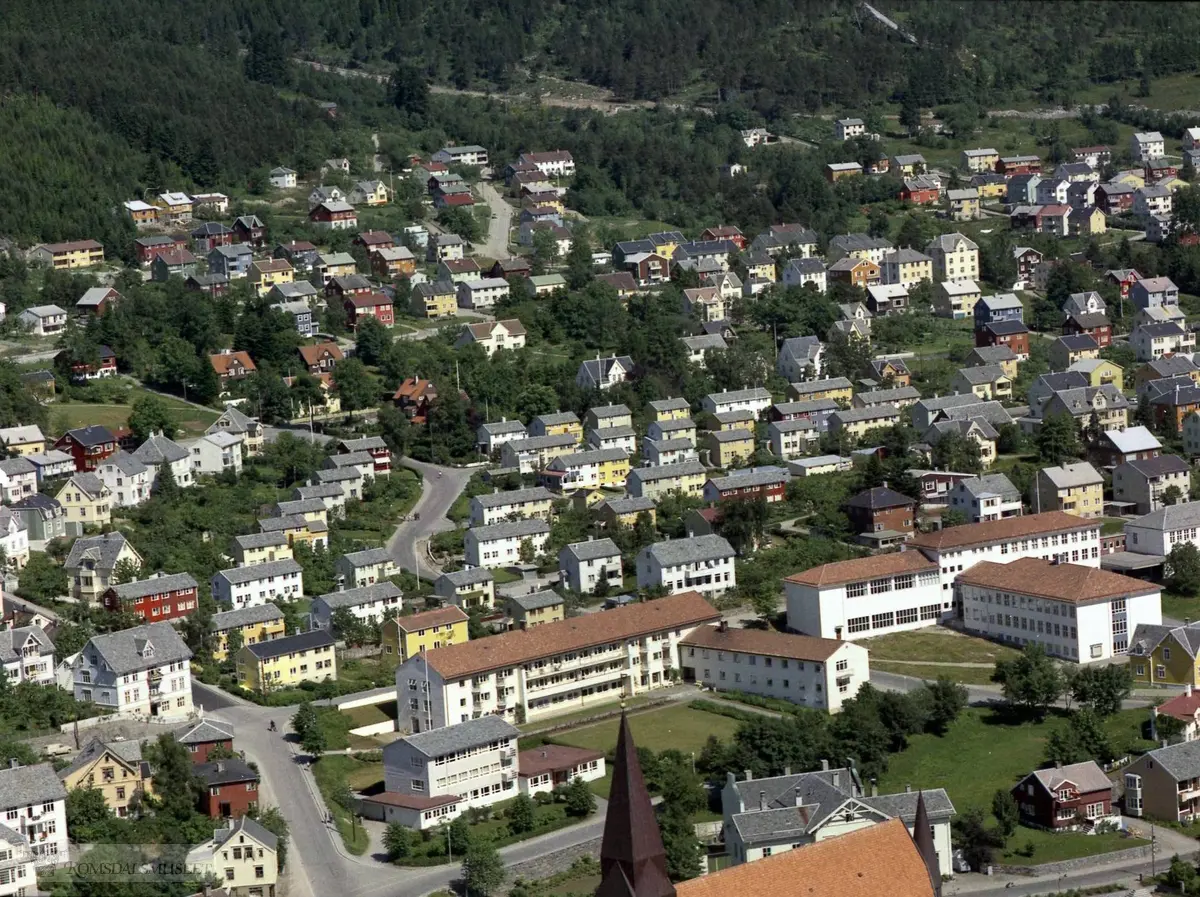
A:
101;450;148;477
399;715;520;760
0;763;68;810
211;603;285;632
589;404;631;420
956;364;1007;385
132;435;189;466
84;621;192;675
628;460;706;483
958;474;1020;501
507;590;564;611
315;581;402;610
340;547;393;567
1028;761;1113;796
599;496;656;515
642;534;734;565
707;387;772;406
177;719;235;745
295;483;344;501
1121;454;1190;478
213;558;302;585
1141;739;1200;782
327;452;373;469
439;568;495;587
212;815;279;852
0;626;53;664
245;629;334;660
0;457;35;477
562;538;621;562
468;519;551;541
59;736;145;780
232;531;289;551
65;532;133;573
113;572;198;601
472;487;556;509
258;514;315;533
1129;501;1200;533
340;436;387;453
478;419;527;437
707;467;790;492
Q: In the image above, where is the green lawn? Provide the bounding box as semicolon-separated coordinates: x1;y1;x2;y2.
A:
999;827;1146;866
878;707;1151;816
1100;517;1128;536
51;387;220;438
1163;591;1200;622
873;662;998;685
860;629;1020;665
519;693;665;734
492;568;522;584
552;705;741;756
311;756;378;854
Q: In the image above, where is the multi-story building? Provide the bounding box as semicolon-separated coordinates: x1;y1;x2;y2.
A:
381;606;469;666
0;626;55;686
636;534;736;599
64;532;142;604
212;559;303;610
310;582;403;629
957;557;1161;662
58;737;150;817
626;460;708;500
1011;761;1116;832
434;568;496;611
334;548;397;589
378;716;521;829
681;621;869;712
926;233;979;283
828;405;902;440
767;419;819;460
229;532;292;568
196;758;259;819
500;434;579;474
1114;455;1192;515
703;467;789;505
947;474;1023;523
701;388;773;419
395;591;721;731
1126;502;1200;557
464;519;551;569
505;591;565;629
1033;462;1105;518
73;622;194;718
102;572;199;623
469;487;556;527
559;538;623;595
541;448;630;492
185;815;278;897
210;604;286;663
236;630;337;692
0;763;68;866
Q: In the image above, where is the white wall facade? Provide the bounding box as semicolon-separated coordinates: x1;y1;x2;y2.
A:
785;568;944;640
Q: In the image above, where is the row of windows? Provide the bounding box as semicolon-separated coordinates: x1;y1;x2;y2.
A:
687;648;820;671
703;670;825;694
847;605;942;633
845;572;926;598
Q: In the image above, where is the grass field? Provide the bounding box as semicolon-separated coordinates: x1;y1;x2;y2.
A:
51;386;220;437
998;827;1146;866
552;704;741;756
873;662;998;685
519;694;665;734
859;629;1020;664
311;755;379;854
1162;590;1200;622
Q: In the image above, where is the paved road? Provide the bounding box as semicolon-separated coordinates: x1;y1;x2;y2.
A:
386;458;473;579
475;181;514;259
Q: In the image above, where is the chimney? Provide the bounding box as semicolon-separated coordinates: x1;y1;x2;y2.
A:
871;778;878;798
1055;761;1062;769
1190;684;1195;698
905;784;912;793
216;761;224;773
744;769;753;782
727;771;737;790
718;620;728;633
834;625;843;641
7;759;19;770
541;750;547;758
759;790;767;811
794;786;803;807
784;766;791;776
820;759;829;771
832;770;841;788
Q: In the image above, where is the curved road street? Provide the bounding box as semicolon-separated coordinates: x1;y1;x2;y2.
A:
387;459;474;579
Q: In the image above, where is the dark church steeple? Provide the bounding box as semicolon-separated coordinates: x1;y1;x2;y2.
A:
595;711;676;897
912;791;942;897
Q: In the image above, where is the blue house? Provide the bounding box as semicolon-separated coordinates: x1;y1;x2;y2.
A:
208;243;254;279
973;293;1024;328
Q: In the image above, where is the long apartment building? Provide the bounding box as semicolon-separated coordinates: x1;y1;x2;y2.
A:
394;592;720;731
785;512;1101;640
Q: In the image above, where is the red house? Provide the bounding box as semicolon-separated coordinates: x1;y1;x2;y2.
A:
623;252;669;286
55;425;119;472
899;177;940;205
64;345;118;381
338;436;391;475
1097;183;1135;215
843;486;916;545
995;155;1042;175
297;342;344;374
702;468;788;505
134;234;187;266
490;257;533;280
344;292;394;329
1063;313;1113;348
177;719;236;765
354;230;394;253
1011;761;1113;830
1013;247;1042;282
102;572;199;623
210;350;256;384
393;377;438;424
196;758;259;819
308;202;357;229
232;215;266;248
1107;268;1142;299
976;320;1031;359
700;226;747;249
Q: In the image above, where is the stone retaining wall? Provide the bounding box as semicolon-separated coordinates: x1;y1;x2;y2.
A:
993;843;1156;876
505;839;601;886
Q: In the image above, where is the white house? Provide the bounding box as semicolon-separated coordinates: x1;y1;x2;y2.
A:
577;355;634;391
559;538;623;594
468;486;556;527
211;559;304;609
72;622;193;718
0;458;36;505
702;387;772;418
541;448;627;491
456;278;510;310
1127;502;1200;557
185;816;279;897
132;434;193;489
636;534;736;599
957;557;1161;661
643;437;699;467
375;716;520;829
0;509;29;571
456;319;527;356
0;626;55;686
18;305;67;337
476;419;527;456
185;431;244;476
785;551;943;640
781;258;827;293
96;450;152;507
432;145;489;167
946;474;1023;523
768;419;819;460
269;167;297;189
310;582;403;629
1132;131;1166;162
681;621;869;713
776;336;823;382
519;150;575;177
393;591;720;731
464;520;551;569
0;763;67;866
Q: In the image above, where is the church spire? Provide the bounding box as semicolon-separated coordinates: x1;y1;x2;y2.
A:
912;791;941;897
595;711;676;897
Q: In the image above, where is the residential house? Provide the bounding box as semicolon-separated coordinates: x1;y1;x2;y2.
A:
558;538;623;595
951;365;1012;401
541;448;630;492
702;387;772;419
1092;425;1161;469
926;233;979;283
96;450;151;508
1133;321;1195;362
865;283;908;316
207;406;263;455
55;473;112;535
32;240;104;269
269;166;296;188
900;175;942;205
637;534;736;599
1114;455;1192;515
209;351;256;387
348;180;390;206
881;249;933;287
373;245;416;279
309;201;357;230
211;559;303;610
962;147;1000;172
1132;131;1166;162
704;429;756;468
73;621;193;718
380;606;469;665
210;604;286;664
827;256;880;290
505;591;566;630
57;737;150;818
976;320;1032;359
0;763;68;865
195;758;259;819
936;279;981;320
476;419;527;456
311;581;403;630
959;557;1160;662
768;419;819;459
184;816;278;897
102;572;199;624
0;625;54;686
948;474;1023;523
625;460;706;500
576;355;634;391
65;531;141;603
1011;761;1115;830
18;305;67;337
456;278;510;311
10;494;66;543
469;486;555;526
1032;462;1105;519
434;569;497;611
1050;334;1101;370
947;188;981;220
844;486;915;546
236;630;336;692
825;162;863;182
464;519;551;569
1063;313;1113;349
829;405;902;440
344;292;394;329
786;378;854;405
0;426;44;458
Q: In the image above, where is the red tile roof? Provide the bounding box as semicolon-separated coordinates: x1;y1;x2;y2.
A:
908;511;1095;553
785;551;936;588
393;606;469;633
209;351;255;376
517;744;605;778
681;623;845;662
956;557;1159;604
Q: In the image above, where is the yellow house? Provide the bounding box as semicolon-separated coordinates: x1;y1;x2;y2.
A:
543;448;631;491
946;189;981;221
595;496;657;528
59;737;151;817
1034;462;1105;519
317;252;358;282
380;606;469;665
249;259;294;297
350;180;391;206
0;425;45;456
744;255;776;283
950;366;1013;401
410;282;458;319
1069;358;1124;391
228;533;293;567
649;398;692;422
531;412;584;442
709;410;756;433
648;231;683;259
236;629;337;692
1071;206;1107;236
259;514;328;550
706;428;756;467
829;406;902;440
33;240;105;269
970;175;1008;200
1129;621;1200;687
505;590;565;629
185;815;278;897
570;488;608;513
211;603;287;663
56;474;113;531
786;379;854;404
627;462;706;500
1050;336;1101;370
1111;170;1145;189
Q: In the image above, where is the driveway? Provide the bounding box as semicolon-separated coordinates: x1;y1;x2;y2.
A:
474;181;514;259
386;458;473;579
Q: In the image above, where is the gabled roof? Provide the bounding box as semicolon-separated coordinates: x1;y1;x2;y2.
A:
909;511;1095;552
177;719;235;745
844;486;914;510
210;603;285;632
315;581;402;611
65;532;134;572
244;629;334;660
957;557;1156;604
83;621;192;674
